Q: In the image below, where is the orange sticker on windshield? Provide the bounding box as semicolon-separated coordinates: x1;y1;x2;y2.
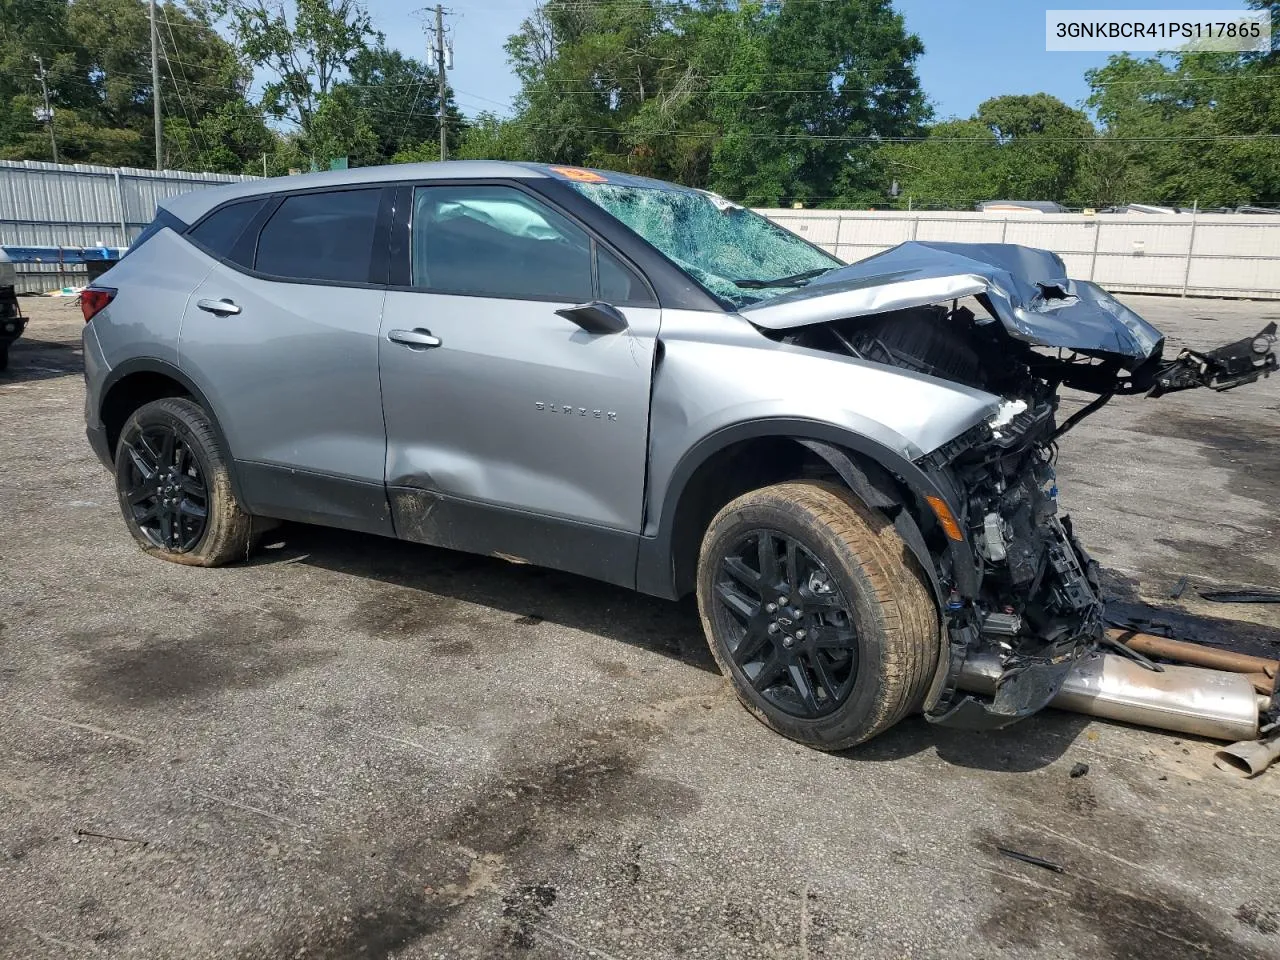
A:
550;166;606;183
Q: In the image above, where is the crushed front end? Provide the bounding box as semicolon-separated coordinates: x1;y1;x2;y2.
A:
748;243;1278;730
917;406;1104;729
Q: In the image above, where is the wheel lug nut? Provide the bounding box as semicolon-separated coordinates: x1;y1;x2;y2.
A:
795;629;807;640
782;636;793;648
777;596;789;605
765;603;777;613
767;623;780;635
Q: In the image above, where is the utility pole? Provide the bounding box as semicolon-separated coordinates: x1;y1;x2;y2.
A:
433;4;447;162
31;56;58;163
150;0;162;170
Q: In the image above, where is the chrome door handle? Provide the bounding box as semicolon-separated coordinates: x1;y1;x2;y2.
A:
387;328;442;349
196;298;241;316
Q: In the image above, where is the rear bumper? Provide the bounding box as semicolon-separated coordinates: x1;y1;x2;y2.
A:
0;316;25;347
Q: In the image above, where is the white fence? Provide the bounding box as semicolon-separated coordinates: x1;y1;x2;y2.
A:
0;159;257;292
758;209;1280;300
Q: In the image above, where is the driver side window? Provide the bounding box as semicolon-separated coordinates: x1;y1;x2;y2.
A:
411;185;594;302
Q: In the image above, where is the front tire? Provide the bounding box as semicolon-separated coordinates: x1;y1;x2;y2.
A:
696;480;939;750
114;397;255;566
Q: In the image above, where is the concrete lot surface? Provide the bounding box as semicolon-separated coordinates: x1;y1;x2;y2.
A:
2;294;1279;959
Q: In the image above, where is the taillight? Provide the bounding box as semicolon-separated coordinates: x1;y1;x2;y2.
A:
80;286;116;323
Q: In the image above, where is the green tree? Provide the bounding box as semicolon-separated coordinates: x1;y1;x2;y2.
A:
216;0;377;130
440;111;528;162
883;94;1096;207
1085;52;1278;207
0;0;272;170
498;0;928;204
341;45;464;162
706;0;928;205
881;119;1000;208
975;94;1096;201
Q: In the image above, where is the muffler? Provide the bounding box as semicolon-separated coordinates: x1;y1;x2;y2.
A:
960;651;1263;742
1214;732;1280;778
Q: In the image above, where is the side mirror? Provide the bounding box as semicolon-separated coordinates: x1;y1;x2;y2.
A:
555;301;628;335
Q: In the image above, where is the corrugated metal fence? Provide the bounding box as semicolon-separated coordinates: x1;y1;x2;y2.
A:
758;209;1280;300
0;160;257;292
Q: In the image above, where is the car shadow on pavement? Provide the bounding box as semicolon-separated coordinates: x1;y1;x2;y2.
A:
261;522;1109;773
257;522;720;674
3;338;84;383
844;710;1093;772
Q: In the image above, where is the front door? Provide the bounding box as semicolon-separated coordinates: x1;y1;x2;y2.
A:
378;182;661;585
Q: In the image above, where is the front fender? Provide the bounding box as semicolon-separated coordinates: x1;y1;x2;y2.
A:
643;317;1000;505
637;312;998;596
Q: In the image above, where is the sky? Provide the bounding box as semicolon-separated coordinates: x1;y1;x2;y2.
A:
370;0;1248;121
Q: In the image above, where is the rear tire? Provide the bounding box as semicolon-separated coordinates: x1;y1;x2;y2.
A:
696;480;939;749
114;397;255;566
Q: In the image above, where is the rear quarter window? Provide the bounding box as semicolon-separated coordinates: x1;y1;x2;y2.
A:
186;198;268;264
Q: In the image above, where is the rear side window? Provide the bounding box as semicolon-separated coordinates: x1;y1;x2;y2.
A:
187;198;267;262
255;189;382;284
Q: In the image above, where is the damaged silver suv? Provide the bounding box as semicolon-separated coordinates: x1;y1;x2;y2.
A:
82;162;1277;748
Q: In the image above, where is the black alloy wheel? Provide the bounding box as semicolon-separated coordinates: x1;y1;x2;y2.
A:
711;529;860;718
120;424;210;552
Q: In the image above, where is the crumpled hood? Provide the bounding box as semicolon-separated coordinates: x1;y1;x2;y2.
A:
738;241;1165;365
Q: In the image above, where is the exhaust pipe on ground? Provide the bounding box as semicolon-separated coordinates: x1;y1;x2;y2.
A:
959;651;1264;742
1214;732;1280;779
1105;628;1279;696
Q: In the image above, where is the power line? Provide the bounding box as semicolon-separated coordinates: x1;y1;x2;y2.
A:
434;117;1280;143
31;55;59;162
157;14;204;167
430;4;450;161
20;40;429;94
149;0;162;169
526;74;1280;93
27;73;1280;146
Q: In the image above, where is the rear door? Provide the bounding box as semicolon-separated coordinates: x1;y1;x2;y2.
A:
179;186;395;534
378;180;662;584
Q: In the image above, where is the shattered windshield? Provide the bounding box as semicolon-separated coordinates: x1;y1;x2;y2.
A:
570;182;841;308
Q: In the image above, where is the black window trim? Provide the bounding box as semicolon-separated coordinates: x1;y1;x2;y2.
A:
175;173;729;310
183;184;395;291
388;178;660;308
125;208;189;258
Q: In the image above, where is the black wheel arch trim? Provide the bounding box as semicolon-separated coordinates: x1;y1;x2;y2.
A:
96;357;246;504
795;439;946;609
634;417;977;604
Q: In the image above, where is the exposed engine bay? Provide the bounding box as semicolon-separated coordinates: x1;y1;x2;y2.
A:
774;293;1277;730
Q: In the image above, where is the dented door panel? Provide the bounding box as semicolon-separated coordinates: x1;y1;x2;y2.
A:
379;289;661;532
